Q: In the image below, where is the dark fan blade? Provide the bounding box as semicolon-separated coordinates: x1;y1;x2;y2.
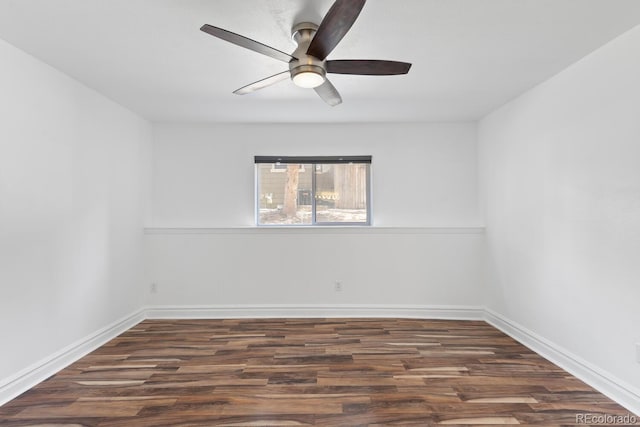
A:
200;24;295;63
327;60;412;75
233;71;290;95
307;0;366;61
314;79;342;106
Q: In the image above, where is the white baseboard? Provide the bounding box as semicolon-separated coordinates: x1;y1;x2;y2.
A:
144;304;485;320
484;308;640;417
0;309;145;406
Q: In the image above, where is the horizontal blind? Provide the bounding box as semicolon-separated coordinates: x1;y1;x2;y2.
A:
254;155;371;164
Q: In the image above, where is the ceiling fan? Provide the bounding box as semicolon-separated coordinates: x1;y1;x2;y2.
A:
200;0;411;106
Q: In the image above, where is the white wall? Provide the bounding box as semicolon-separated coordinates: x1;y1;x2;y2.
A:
479;25;640;394
150;123;480;228
145;228;484;307
147;123;483;308
0;39;151;383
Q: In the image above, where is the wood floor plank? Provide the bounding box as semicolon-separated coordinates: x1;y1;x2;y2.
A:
0;318;636;426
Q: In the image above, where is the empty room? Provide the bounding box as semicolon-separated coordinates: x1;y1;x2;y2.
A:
1;0;639;425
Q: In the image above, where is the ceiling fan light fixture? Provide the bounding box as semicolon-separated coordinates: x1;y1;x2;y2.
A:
293;71;325;88
291;65;326;89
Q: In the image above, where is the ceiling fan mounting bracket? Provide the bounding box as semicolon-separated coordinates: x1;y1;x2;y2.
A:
291;22;319;44
290;21;323;63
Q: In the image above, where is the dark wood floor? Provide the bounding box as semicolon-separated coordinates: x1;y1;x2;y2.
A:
0;318;635;426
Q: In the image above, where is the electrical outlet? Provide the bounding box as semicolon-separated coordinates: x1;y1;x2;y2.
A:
636;343;640;363
150;283;158;293
334;281;343;292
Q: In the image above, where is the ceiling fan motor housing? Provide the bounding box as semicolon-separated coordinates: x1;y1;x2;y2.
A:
290;22;326;87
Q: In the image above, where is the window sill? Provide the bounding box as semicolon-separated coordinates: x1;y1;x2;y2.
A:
143;226;485;235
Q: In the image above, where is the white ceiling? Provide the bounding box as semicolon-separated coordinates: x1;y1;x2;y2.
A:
1;0;639;123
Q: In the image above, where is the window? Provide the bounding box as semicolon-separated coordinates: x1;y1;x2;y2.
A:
255;156;371;226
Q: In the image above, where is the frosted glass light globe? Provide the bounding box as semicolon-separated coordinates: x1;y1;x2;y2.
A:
292;71;325;88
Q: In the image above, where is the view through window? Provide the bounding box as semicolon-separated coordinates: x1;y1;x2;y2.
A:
255;156;371;225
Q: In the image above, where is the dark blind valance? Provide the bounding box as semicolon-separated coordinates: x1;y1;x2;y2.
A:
254;155;371;164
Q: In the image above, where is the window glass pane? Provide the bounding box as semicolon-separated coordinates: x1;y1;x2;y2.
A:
257;163;312;225
315;163;368;224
